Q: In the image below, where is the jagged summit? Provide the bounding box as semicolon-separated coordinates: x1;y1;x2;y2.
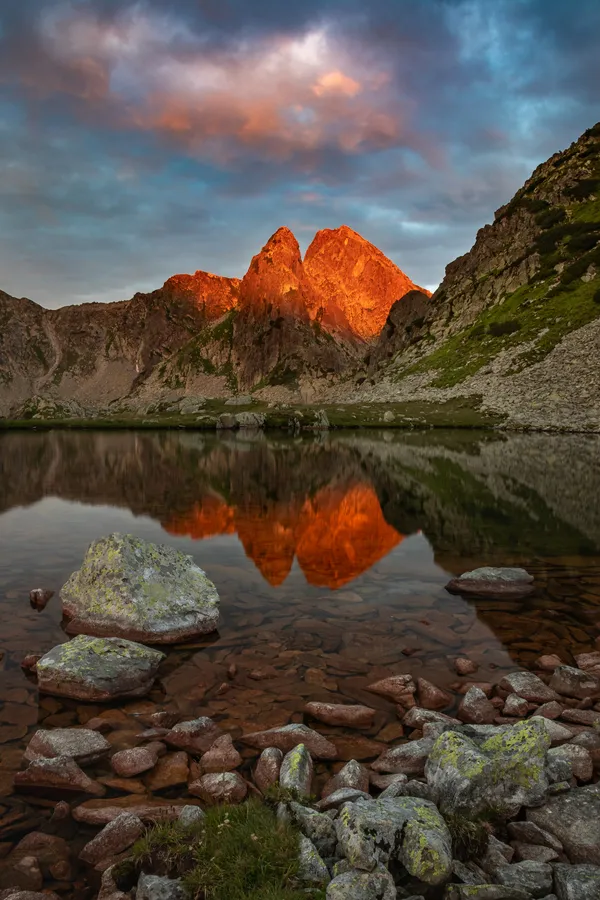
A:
304;224;430;339
0;220;427;410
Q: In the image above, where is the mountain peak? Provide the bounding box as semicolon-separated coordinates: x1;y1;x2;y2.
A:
304;225;429;340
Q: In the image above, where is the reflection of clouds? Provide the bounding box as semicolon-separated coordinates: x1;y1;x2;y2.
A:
165;482;403;588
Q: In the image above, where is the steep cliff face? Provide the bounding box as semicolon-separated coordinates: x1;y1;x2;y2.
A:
354;122;600;431
304;225;430;340
366;290;431;373
230;227;356;390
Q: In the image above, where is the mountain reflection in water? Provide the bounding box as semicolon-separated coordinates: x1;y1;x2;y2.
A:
166;483;403;588
0;428;600;778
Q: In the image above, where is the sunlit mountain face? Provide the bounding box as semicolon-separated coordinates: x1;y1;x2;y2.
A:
164;482;403;588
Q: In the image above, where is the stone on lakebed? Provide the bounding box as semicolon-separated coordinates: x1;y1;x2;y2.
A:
36;635;165;702
446;566;534;598
60;533;220;644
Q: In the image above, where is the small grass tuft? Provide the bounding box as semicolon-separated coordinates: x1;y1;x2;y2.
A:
129;801;325;900
444;811;492;862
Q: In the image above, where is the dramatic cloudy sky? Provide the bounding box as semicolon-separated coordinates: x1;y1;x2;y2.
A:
1;0;599;307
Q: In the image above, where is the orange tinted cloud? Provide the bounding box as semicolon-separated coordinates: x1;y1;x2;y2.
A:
32;5;412;163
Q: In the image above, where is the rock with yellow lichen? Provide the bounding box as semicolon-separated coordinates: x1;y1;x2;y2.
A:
60;533;220;643
425;718;551;819
334;795;452;885
279;743;313;798
36;634;165;701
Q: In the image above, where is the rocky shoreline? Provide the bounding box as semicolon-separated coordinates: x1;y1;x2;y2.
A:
0;544;599;899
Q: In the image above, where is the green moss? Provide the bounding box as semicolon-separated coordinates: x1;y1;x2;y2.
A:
535;207;566;229
571;197;600;224
400;270;600;387
210;310;237;345
129;801;325;900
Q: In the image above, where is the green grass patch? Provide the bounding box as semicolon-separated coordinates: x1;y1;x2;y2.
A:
128;801;325;900
570;197;600;224
0;398;506;431
399;274;600;386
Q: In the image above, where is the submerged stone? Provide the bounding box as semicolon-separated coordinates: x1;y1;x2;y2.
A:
25;727;111;764
36;636;164;702
61;533;220;643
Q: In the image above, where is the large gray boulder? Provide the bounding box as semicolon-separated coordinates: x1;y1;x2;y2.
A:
445;887;532;899
289;802;337;858
554;863;600;900
494;860;553;898
425;718;551;818
297;835;330;885
335;796;452;885
61;533;220;643
36;635;165;702
136;874;186;900
527;784;600;864
326;865;396;899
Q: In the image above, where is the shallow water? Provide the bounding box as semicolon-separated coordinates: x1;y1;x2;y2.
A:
0;428;599;837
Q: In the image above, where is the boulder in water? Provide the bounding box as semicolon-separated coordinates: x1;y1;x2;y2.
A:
36;635;165;702
60;533;220;644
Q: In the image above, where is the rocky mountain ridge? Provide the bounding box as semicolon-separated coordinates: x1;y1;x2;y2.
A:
2;122;600;429
0;226;425;415
354;122;600;431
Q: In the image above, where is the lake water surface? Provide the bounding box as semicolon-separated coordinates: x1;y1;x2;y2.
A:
0;428;599;822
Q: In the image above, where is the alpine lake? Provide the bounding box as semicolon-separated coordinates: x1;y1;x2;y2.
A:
0;426;599;891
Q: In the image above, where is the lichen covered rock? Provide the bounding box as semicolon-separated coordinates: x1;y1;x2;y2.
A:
325;864;396;899
297;835;330;886
60;533;220;643
36;635;165;702
425;718;551;818
279;744;313;798
335;795;452;885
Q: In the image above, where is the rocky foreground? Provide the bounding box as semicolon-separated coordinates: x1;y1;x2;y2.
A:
1;545;600;899
5;649;600;900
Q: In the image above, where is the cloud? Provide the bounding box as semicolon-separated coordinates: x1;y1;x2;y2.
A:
8;4;424;165
0;0;598;307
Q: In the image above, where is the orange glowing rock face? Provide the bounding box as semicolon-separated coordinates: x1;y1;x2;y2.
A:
162;270;240;320
238;226;317;320
304;225;431;340
163;482;403;589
